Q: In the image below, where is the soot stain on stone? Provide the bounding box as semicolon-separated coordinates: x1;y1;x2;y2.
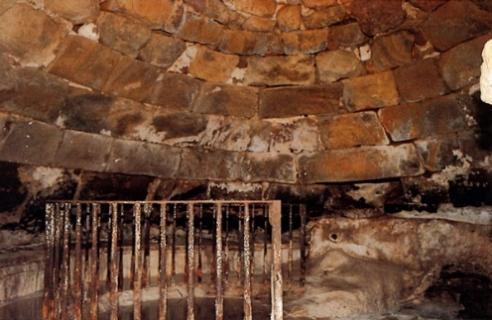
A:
152;113;207;138
61;94;114;133
115;113;144;136
0;162;27;212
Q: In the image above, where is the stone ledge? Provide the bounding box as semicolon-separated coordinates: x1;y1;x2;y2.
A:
299;144;424;183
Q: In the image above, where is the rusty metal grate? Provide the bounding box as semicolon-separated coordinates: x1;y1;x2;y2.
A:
42;200;293;320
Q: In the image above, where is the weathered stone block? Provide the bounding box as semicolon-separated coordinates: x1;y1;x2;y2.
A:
422;0;492;51
49;36;121;90
148;73;202;110
97;12;151;57
242;153;296;183
0;67;70;123
439;34;492;90
316;49;365;83
101;0;176;27
189;46;239;82
319;112;389;149
367;31;415;72
184;0;232;25
103;56;160;102
302;0;338;8
414;137;460;172
244;55;315;86
260;84;343;118
299;144;424;183
0;121;62;166
107;139;180;178
152;111;207;140
394;58;448;102
303;5;347;29
139;33;186;68
176;13;223;47
277;5;302;31
281;29;329;54
0;4;66;66
242;16;276;32
409;0;446;12
193;83;257;118
45;0;99;24
268;118;321;154
378;94;476;142
343;0;405;36
230;0;276;17
178;148;242;181
343;71;399;111
54;130;112;172
326;22;368;50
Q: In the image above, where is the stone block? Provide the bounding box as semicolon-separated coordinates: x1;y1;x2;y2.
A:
101;0;176;27
242;153;296;183
319;112;389;149
343;0;405;36
139;33;186;68
184;0;232;25
152;112;208;140
299;144;424;183
103;56;160;102
230;0;276;17
0;121;62;166
244;55;315;86
394;58;448;102
148;73;202;110
260;84;343;118
367;31;415;72
97;12;151;57
409;0;447;12
422;0;492;51
193;83;257;118
268;118;321;154
49;36;122;90
343;71;399;111
45;0;99;23
189;46;239;82
217;29;258;54
54;130;112;172
303;5;347;29
176;13;223;48
378;94;476;142
302;0;338;8
0;4;66;66
326;22;368;50
316;49;365;83
107;139;180;178
242;16;276;32
281;29;329;54
414;137;460;172
178;148;242;181
439;34;492;90
277;5;302;31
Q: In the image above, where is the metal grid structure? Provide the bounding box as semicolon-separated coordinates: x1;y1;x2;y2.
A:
42;200;303;320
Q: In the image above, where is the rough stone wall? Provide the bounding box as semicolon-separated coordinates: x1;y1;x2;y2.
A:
0;0;491;228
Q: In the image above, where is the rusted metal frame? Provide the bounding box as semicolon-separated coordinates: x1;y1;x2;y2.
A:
186;203;195;320
159;203;168;320
142;204;152;288
263;205;269;284
288;204;294;279
89;203;100;320
243;204;253;320
52;203;63;319
109;202;119;320
215;203;224;320
42;203;55;320
250;204;255;290
171;204;177;284
269;201;283;320
73;204;83;320
118;204;125;290
224;205;230;283
134;203;143;320
197;204;203;283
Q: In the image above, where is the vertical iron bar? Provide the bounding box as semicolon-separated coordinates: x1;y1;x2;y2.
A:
197;204;203;283
270;201;283;320
73;204;82;320
159;203;168;320
243;204;253;320
299;204;307;285
134;203;142;320
54;204;63;319
251;204;255;287
288;204;293;279
89;204;100;320
171;204;177;284
61;204;71;320
110;203;119;320
224;205;230;283
142;204;151;288
215;203;223;320
42;204;54;320
118;204;124;290
263;205;268;284
186;203;195;320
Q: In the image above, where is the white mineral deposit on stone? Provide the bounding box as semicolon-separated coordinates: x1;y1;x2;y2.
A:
77;23;99;41
480;39;492;104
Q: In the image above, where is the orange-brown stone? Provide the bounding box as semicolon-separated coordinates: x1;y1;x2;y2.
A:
342;71;399;111
245;55;315;86
277;5;302;31
189;46;239;82
367;31;415;72
319;112;389;149
299;144;424;183
326;22;368;49
231;0;276;17
281;29;329;54
139;33;186;68
303;5;347;29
